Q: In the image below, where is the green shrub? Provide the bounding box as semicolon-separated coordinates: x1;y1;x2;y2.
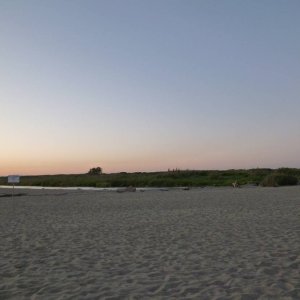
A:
1;168;298;188
261;174;298;187
87;167;102;175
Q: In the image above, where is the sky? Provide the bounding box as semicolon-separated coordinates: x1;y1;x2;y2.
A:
1;0;300;175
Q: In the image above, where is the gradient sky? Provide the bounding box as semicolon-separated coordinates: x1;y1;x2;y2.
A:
1;0;300;175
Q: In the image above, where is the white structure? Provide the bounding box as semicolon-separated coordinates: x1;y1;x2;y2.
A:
8;175;20;184
8;175;20;199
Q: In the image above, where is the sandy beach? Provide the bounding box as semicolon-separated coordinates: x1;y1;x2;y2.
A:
0;186;300;299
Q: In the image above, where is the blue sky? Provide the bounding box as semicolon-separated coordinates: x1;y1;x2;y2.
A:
1;0;299;175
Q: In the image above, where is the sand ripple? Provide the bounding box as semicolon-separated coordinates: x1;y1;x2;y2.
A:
1;187;300;299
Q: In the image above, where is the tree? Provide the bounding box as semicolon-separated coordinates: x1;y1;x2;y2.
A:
88;167;102;175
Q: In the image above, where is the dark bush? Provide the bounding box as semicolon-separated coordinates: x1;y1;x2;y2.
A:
261;174;298;187
88;167;102;175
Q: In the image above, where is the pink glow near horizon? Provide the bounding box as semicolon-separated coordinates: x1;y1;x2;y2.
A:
1;1;300;176
1;152;299;176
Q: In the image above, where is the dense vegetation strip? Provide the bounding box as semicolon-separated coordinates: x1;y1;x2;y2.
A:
1;168;299;188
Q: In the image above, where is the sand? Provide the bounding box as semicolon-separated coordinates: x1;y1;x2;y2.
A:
0;186;300;299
